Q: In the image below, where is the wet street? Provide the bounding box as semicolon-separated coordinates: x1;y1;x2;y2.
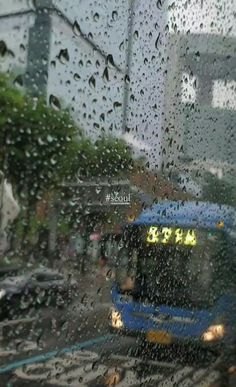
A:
0;270;234;387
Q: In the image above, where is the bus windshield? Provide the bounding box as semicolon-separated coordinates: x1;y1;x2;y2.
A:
116;226;235;309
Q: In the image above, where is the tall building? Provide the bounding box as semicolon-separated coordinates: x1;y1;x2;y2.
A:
162;0;236;183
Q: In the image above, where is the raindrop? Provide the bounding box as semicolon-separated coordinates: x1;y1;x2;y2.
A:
49;94;61;110
93;12;99;22
0;40;7;57
13;74;24;88
78;60;83;68
74;73;81;81
81;294;88;304
20;43;25;52
73;20;81;36
92;361;99;371
155;33;161;49
47;134;54;143
102;67;109;82
156;0;163;9
36;290;46;304
173;23;178;33
50;60;56;68
58;48;69;64
195;51;200;60
113;101;122;111
107;54;115;68
88;75;96;89
106;269;112;280
119;41;125;51
112;10;118;21
133;30;139;40
124;74;130;84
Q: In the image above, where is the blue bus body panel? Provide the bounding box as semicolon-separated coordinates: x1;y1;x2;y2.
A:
112;286;236;343
132;201;236;232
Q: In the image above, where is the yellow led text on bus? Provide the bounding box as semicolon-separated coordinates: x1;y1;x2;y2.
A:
146;227;197;246
184;229;197;246
146;226;159;243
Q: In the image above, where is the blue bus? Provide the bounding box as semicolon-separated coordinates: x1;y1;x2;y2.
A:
110;201;236;363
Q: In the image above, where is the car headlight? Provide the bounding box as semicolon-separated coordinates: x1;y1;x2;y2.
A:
0;289;6;300
111;308;124;329
202;324;225;342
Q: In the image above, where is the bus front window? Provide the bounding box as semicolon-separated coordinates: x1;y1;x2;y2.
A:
117;227;233;309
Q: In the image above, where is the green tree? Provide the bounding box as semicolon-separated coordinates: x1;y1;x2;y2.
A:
0;74;81;202
71;135;134;178
0;73;136;258
202;173;236;207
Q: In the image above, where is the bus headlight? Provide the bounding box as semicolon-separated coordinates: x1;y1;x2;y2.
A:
202;324;225;342
111;309;124;329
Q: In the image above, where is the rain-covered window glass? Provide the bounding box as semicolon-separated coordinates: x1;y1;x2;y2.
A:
0;0;236;386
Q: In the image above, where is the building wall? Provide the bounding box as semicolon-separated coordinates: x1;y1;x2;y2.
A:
162;0;236;177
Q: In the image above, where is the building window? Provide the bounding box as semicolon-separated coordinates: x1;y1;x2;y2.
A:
181;72;197;104
212;80;236;110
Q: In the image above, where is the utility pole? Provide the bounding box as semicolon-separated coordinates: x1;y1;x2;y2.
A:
122;0;136;133
25;0;53;97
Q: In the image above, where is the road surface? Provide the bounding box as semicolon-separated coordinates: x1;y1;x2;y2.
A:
0;271;234;386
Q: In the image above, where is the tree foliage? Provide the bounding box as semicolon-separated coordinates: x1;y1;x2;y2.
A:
0;73;134;203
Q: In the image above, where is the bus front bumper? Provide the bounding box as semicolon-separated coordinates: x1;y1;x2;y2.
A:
109;307;230;356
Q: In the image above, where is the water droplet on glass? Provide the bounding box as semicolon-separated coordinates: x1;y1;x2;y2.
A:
47;134;54;143
106;269;112;280
112;10;118;21
102;67;109;82
50;60;56;68
20;43;25;52
155;33;160;49
119;41;125;51
156;0;163;9
36;290;46;304
0;40;7;57
113;101;122;111
107;54;115;69
195;51;200;61
73;20;81;36
124;74;130;84
93;12;99;22
13;74;24;88
58;48;69;64
74;73;80;81
89;75;96;89
49;94;61;110
133;30;139;40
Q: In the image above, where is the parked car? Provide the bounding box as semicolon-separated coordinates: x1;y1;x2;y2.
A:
0;268;78;320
